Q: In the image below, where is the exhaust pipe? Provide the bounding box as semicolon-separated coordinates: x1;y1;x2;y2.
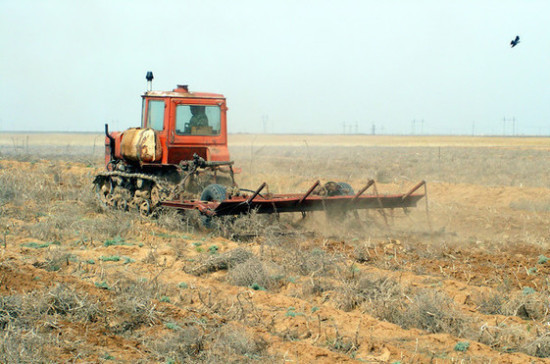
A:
105;123;116;163
146;71;154;92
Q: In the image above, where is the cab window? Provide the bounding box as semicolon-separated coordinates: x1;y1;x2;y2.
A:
147;100;165;131
175;104;221;135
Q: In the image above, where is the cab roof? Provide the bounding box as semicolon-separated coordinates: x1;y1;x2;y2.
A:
143;85;225;99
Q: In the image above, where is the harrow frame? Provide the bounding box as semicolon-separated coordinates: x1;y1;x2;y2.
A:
161;180;427;218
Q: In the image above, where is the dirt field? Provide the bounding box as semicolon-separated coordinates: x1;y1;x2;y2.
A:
1;133;550;363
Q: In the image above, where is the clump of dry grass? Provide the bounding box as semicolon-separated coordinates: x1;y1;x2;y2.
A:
227;257;281;290
301;277;334;297
477;321;550;358
0;284;104;362
0;327;51;363
146;324;206;363
402;290;471;337
477;290;550;321
0;295;24;329
0;174;17;205
1;284;102;329
156;208;201;233
220;211;271;239
145;322;271;363
188;248;253;276
335;273;404;312
39;284;102;322
113;278;161;332
207;323;268;362
335;273;470;337
280;242;343;277
526;336;550;358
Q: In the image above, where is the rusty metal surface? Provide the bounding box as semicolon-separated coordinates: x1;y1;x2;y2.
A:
161;192;425;217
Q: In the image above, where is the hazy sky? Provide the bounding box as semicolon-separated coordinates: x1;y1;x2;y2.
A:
1;1;549;135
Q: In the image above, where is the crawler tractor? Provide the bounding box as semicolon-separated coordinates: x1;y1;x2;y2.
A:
93;73;426;219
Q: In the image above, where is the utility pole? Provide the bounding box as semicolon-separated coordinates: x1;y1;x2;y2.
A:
371;123;376;135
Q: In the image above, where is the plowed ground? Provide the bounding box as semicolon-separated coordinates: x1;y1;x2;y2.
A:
1;135;550;363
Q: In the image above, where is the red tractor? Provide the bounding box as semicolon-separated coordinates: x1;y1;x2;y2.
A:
93;72;426;219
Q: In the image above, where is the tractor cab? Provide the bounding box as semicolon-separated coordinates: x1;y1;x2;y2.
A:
140;84;230;164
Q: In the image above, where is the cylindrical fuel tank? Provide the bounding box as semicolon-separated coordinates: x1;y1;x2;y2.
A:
120;128;162;163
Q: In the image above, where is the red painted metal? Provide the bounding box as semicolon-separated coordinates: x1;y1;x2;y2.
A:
161;189;425;217
246;182;267;204
402;180;426;201
298;180;321;205
350;180;375;203
104;84;230;168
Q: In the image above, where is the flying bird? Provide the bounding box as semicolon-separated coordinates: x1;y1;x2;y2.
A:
510;35;520;48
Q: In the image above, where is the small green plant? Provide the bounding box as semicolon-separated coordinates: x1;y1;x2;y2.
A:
249;283;266;291
123;257;135;264
286;307;303;317
165;322;180;330
160;296;171;303
95;281;110;290
22;241;60;249
21;242;50;249
178;282;188;289
311;306;320;313
208;245;219;254
100;255;121;262
102;353;115;360
523;286;536;295
538;255;549;264
528;267;537;275
103;236;128;247
86;259;95;264
192;242;202;247
454;341;470;352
